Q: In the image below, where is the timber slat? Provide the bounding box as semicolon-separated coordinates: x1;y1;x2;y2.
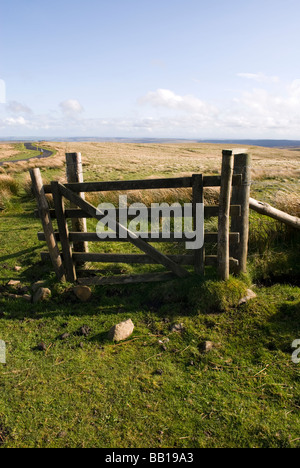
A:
42;174;242;194
35;205;242;220
77;272;177;286
37;231;240;244
41;251;239;268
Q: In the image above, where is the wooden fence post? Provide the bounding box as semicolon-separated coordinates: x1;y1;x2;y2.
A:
30;168;66;282
218;150;234;280
66;152;88;255
230;151;251;274
51;181;77;283
192;174;205;275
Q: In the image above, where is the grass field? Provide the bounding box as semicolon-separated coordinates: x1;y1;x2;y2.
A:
0;142;299;448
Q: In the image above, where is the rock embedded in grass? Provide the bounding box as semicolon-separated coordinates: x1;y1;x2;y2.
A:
7;280;21;288
200;341;214;353
238;289;257;306
78;325;91;337
60;332;70;340
33;287;51;304
36;342;47;351
108;319;134;342
73;285;92;302
170;323;185;333
32;281;47;293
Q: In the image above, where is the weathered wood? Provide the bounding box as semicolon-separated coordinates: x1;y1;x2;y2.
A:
205;255;239;268
66;152;88;254
249;197;300;230
41;251;239;269
218;150;234;280
38;231;240;244
72;253;195;265
77;272;177;286
35;205;242;220
231;152;251;273
51;182;76;282
58;182;190;279
192;174;204;274
42;174;242;194
29;168;65;281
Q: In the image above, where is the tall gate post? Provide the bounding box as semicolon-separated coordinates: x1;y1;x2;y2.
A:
30;168;66;282
231;151;251;274
218;150;234;280
66;152;89;256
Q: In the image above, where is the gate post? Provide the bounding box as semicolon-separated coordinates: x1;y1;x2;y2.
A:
30;168;66;282
218;150;234;281
66;152;89;255
230;151;251;274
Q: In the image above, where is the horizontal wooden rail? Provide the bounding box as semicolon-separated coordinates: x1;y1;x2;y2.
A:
41;251;239;268
77;272;177;286
38;231;240;244
73;253;194;265
249;197;300;230
35;205;241;220
42;174;242;194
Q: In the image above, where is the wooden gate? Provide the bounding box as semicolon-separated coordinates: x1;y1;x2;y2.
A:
31;149;250;285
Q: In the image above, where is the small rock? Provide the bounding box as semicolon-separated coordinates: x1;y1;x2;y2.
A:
200;341;214;353
23;294;32;302
60;333;70;340
33;287;51;304
7;280;21;288
108;319;134;342
78;325;91;337
170;323;185;333
238;289;257;306
5;293;31;302
73;285;92;302
14;266;22;272
32;281;47;293
37;342;47;351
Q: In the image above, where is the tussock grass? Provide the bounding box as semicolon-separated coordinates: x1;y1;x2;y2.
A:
0;174;19;208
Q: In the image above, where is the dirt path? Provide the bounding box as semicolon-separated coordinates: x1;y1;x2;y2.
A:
0;143;53;166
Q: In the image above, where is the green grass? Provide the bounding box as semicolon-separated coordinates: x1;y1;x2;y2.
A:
0;278;299;448
0;143;299;447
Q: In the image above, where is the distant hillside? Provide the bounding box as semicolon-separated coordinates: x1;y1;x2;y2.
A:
1;137;300;148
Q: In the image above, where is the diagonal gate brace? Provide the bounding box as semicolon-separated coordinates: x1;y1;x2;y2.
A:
54;182;190;279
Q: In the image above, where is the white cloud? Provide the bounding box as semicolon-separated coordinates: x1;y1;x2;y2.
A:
1;81;300;138
59;99;84;117
237;72;280;84
0;116;28;127
6;100;33;114
139;88;217;115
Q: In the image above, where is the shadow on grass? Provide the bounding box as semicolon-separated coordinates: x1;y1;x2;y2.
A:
254;296;300;355
0;273;247;323
0;246;41;263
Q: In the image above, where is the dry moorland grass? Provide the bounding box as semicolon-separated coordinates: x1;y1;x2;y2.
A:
0;144;20;161
0;142;299;208
44;141;300;180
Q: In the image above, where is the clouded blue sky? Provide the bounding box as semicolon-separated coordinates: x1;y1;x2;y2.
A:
0;0;300;138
